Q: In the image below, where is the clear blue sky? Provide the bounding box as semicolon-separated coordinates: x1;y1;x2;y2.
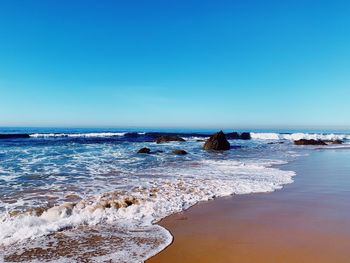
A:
0;0;349;129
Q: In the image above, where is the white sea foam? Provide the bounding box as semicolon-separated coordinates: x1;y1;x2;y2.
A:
184;136;209;141
251;132;350;141
0;158;295;262
29;132;128;138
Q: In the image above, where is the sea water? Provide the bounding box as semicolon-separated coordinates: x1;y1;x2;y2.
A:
0;128;348;262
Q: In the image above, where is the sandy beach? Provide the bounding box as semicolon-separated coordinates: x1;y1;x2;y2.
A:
149;149;350;263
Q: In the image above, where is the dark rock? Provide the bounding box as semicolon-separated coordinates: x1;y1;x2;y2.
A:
137;147;151;154
226;132;251;140
173;149;188;155
240;132;251;140
203;131;230;151
156;135;185;144
294;139;327;146
226;132;240;139
0;134;30;139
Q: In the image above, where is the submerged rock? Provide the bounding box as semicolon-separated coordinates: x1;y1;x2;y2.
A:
173;149;188;155
156;135;185;144
137;147;151;154
203;131;230;151
294;139;327;145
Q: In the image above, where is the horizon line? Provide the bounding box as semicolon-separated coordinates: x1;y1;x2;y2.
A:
0;124;350;132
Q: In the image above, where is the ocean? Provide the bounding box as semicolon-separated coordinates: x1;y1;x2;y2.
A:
0;127;349;262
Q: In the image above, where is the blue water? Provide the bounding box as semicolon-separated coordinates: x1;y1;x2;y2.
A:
1;127;349;211
0;127;349;262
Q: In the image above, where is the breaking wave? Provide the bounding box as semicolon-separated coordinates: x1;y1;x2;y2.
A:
29;132;129;138
250;132;350;142
0;158;295;262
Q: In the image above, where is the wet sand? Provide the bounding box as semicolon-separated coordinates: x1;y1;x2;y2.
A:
148;149;350;263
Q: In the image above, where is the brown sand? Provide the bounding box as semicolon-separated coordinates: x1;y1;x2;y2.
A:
148;149;350;263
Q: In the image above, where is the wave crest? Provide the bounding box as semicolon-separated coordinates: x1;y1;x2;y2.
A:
251;132;350;141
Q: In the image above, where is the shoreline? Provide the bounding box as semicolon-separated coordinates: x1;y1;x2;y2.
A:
148;149;350;263
1;130;350;262
147;161;292;261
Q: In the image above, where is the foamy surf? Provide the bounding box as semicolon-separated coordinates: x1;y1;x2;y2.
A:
29;132;129;138
250;132;350;142
0;158;295;262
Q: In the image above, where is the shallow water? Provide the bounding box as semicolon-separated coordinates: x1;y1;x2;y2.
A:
0;128;348;262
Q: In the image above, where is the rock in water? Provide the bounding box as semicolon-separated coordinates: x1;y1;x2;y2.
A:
294;139;327;145
156;135;185;144
226;132;240;139
240;132;251;140
226;132;251;140
203;131;230;151
173;149;188;155
137;147;151;154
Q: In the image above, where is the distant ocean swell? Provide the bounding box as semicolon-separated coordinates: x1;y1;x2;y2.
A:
0;131;349;142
